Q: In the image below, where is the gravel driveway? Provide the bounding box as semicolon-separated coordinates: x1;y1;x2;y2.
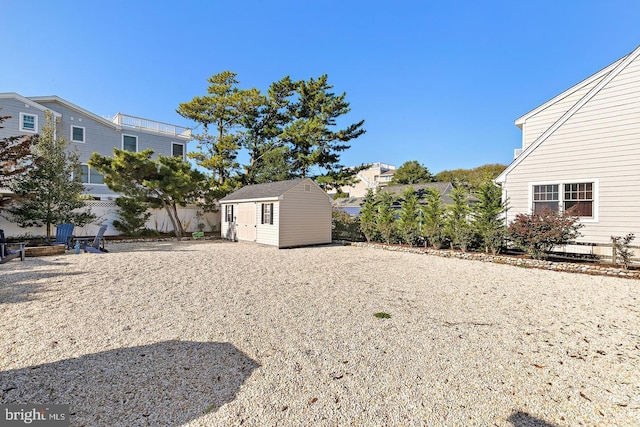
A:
1;240;638;426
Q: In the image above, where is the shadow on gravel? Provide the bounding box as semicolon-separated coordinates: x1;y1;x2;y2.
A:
0;340;260;426
508;411;558;427
0;271;85;305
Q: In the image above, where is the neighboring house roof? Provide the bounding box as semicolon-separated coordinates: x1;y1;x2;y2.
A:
220;178;327;202
0;93;62;118
496;44;640;184
332;197;365;208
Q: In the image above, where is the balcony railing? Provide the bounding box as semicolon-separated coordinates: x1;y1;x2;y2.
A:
111;113;191;139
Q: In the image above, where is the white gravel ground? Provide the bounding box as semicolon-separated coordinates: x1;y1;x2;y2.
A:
1;240;639;426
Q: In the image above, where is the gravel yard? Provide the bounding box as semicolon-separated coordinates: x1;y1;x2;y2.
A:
1;240;639;426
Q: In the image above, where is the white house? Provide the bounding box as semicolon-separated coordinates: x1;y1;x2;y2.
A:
219;178;332;248
338;162;396;197
495;44;640;248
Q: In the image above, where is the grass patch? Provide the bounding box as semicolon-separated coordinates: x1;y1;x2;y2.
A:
374;312;391;319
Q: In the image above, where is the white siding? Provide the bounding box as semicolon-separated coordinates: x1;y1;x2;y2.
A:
256;202;280;247
279;181;332;248
504;53;640;244
220;203;237;241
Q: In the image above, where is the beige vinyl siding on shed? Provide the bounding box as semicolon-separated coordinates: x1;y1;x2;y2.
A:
256;202;280;247
278;182;331;248
503;53;640;244
220;203;237;241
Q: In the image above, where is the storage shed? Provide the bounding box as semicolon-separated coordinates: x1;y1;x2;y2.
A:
219;178;332;248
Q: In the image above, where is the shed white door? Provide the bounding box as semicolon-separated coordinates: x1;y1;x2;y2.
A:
236;203;256;242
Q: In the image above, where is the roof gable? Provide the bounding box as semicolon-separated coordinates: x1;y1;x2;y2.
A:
514;56;624;127
220;178;311;202
497;44;640;184
0;93;62;118
28;95;121;130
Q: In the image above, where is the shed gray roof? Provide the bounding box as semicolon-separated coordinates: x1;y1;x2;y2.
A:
219;178;306;202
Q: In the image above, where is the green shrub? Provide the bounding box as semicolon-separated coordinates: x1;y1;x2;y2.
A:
332;207;363;241
507;209;583;259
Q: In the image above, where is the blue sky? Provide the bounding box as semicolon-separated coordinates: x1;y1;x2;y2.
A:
2;0;639;174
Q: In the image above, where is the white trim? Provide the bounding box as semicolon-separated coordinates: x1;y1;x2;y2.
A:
122;134;138;152
527;178;599;223
171;142;185;159
497;45;640;185
78;163;106;186
19;112;38;133
514;56;624;126
0;93;61;117
71;125;85;143
220;196;280;204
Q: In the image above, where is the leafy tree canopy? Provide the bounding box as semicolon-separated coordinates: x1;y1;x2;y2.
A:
390;160;434;185
435;163;506;191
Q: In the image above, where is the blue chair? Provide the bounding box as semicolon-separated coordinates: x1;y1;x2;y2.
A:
75;225;108;254
54;223;75;249
0;229;25;264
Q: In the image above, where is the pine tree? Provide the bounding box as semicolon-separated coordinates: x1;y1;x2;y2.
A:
0;114;41;209
397;187;421;246
473;181;506;253
376;192;396;244
444;186;473;251
359;189;378;242
90;149;207;238
177;71;262;195
6;111;94;238
421;187;446;248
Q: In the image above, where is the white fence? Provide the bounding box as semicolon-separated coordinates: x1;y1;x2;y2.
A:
0;200;220;238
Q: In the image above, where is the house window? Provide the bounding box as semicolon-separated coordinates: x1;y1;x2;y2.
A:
71;126;85;143
564;183;593;217
172;142;185;158
532;181;595;218
79;164;105;185
532;184;559;214
123;135;137;151
261;203;273;225
225;205;234;222
19;113;37;132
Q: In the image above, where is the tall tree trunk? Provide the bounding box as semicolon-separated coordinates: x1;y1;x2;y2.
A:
159;197;182;238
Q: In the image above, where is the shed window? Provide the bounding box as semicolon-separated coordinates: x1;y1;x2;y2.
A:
225;205;234;222
261;203;273;225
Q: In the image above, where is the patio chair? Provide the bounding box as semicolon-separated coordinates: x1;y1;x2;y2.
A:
54;223;75;249
0;229;26;264
75;225;108;254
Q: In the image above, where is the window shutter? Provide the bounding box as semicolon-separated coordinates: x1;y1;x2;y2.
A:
270;203;274;224
261;204;265;224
